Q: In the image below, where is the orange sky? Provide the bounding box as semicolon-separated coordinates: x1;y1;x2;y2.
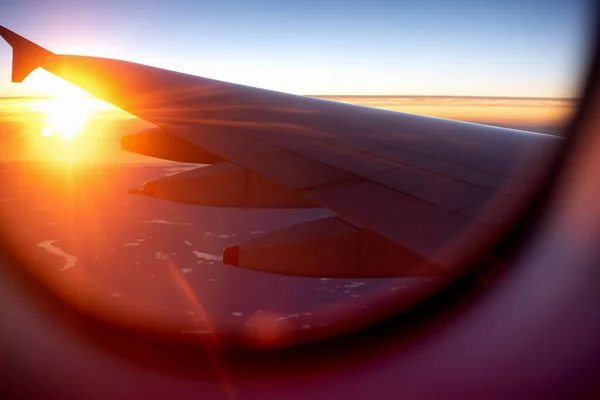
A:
0;95;576;163
317;96;575;127
1;95;575;125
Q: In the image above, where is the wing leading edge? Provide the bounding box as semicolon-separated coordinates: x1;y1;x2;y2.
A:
0;26;563;278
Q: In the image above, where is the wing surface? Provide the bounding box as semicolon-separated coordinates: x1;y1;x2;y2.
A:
0;26;562;277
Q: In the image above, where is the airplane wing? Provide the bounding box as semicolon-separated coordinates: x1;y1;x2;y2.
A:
0;26;563;278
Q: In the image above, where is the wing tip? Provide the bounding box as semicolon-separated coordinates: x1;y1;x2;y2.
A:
0;25;53;83
0;25;25;48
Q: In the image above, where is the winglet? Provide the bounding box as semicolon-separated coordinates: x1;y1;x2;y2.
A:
0;26;54;82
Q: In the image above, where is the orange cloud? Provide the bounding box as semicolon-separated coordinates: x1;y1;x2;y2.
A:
315;95;576;129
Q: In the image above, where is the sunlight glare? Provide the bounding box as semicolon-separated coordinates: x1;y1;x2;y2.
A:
42;95;93;141
41;126;53;137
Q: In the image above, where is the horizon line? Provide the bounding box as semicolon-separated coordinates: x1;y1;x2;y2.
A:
0;94;578;101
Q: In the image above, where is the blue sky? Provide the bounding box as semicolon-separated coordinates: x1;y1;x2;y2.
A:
0;0;595;97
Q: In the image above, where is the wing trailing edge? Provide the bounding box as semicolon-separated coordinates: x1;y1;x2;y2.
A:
120;127;225;164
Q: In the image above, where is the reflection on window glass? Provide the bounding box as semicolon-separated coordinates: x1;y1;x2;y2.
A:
0;0;593;348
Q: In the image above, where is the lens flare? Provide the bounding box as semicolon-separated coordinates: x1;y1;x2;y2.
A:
42;95;92;141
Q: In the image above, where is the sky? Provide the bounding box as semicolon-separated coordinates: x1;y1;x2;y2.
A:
0;0;595;97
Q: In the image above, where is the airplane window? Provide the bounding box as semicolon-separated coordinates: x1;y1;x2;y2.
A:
0;0;595;349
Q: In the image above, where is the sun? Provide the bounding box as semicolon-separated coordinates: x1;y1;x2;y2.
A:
41;95;93;141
